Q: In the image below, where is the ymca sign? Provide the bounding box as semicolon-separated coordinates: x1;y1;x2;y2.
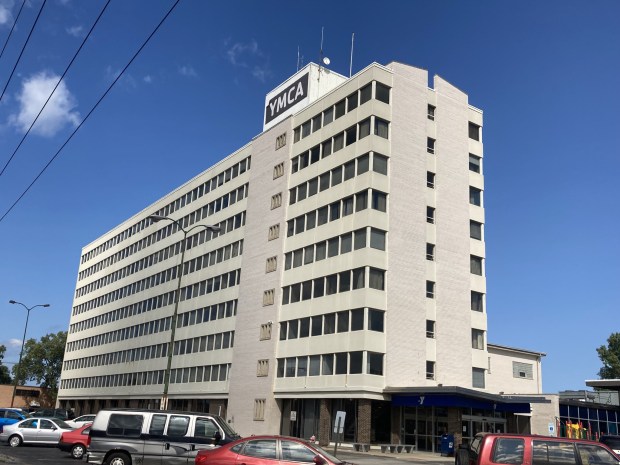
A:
264;73;309;125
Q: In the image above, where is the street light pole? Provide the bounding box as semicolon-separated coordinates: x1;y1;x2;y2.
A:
147;215;220;410
8;300;50;408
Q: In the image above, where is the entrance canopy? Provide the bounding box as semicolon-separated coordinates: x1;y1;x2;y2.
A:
387;386;549;414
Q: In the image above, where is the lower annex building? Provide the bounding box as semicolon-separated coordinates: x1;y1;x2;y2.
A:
58;61;549;449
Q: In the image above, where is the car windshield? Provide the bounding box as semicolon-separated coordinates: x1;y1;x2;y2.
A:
54;420;73;429
215;416;239;437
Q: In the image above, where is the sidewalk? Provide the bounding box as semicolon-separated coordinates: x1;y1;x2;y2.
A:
336;443;454;463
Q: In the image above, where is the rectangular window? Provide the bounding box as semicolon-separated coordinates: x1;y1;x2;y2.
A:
326;274;338;295
373;153;388;174
312;114;322;132
471;291;484;312
470;255;483;276
335;99;346;119
470;187;482;206
322;139;332;158
426;320;435;338
319;172;330;192
352;267;365;290
472;367;485;388
344;160;355;180
351;309;364;331
470;221;482;240
469;154;481;173
313;278;324;298
370;228;386;250
311;316;322;336
333;132;344;152
355;191;368;211
317;206;328;226
331;166;343;186
427;171;435;188
354;228;367;250
339;271;351;292
350;351;363;374
357;153;369;174
426;243;435;261
369;268;385;290
345;125;357;146
427;137;435;154
347;91;358;112
428;104;435;120
342;196;354;216
322;354;334;375
340;233;352;253
426;361;435;380
301;121;311;138
368;309;384;332
359;118;371;139
323;107;333;126
335;352;347;375
472;329;484;349
427;206;435;224
315;241;326;261
306;211;316;230
469;122;481;141
367;352;383;376
337;311;349;333
426;281;435;299
327;237;339;257
371;191;387;212
374;118;389;139
309;355;320;376
308;178;318;197
360;83;372;104
324;314;335;334
375;82;390;104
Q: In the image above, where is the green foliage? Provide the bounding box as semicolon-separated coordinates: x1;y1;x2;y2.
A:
12;331;66;398
0;345;11;384
597;333;620;379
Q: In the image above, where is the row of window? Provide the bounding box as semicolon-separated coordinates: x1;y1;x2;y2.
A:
60;363;231;390
277;351;384;378
78;184;248;282
287;189;387;238
290;152;388;206
282;266;386;305
279;307;385;341
173;331;234;356
292;117;389;175
81;156;250;265
293;80;390;143
67;271;240;353
285;227;386;271
73;211;246;316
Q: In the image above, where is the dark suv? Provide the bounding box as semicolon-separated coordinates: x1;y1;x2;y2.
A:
31;408;75;420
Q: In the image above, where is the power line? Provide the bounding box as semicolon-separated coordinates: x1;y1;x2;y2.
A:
0;0;48;103
0;0;113;177
0;0;183;225
0;0;26;63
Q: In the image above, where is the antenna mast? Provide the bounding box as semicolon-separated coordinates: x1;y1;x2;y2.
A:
349;33;355;78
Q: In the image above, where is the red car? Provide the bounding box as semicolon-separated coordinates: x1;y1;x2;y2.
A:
195;435;354;465
57;423;91;460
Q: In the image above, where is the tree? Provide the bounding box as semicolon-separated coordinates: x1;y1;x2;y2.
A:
12;331;66;400
0;344;12;384
597;333;620;379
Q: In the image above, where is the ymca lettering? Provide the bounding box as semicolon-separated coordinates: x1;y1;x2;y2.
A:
265;73;309;125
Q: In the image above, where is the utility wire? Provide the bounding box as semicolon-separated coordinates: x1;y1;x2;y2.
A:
0;0;47;103
0;0;113;177
0;0;26;63
0;0;182;225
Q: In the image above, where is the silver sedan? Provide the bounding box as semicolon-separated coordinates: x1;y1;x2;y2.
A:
0;417;74;447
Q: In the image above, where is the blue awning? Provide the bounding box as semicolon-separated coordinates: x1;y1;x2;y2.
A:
392;394;531;414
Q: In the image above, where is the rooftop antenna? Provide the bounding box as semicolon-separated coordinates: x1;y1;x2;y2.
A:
349;32;355;78
297;46;300;71
318;27;330;81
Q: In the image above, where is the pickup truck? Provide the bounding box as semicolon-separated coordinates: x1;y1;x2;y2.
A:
455;433;620;465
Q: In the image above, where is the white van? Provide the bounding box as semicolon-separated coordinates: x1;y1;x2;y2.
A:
87;408;240;465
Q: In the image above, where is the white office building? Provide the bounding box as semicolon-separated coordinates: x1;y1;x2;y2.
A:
58;61;548;449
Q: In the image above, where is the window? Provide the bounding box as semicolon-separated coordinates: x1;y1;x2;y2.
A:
373;153;388;174
357;153;369;173
350;351;363;374
426;320;435;338
471;291;484;312
426;281;435;299
351;309;364;331
371;191;387;212
428;104;435;120
369;309;384;332
323;107;333;125
426;361;435;380
427;171;435;188
375;82;390;104
359;118;371;139
472;329;484;349
370;228;386;250
468;122;481;141
426;243;435;261
367;352;384;375
469;187;482;206
470;221;482;240
470;255;483;276
513;362;533;379
335;99;346;119
347;91;358;111
322;354;334;375
281;440;318;462
354;228;367;250
472;367;485;388
107;414;143;437
577;444;619;465
311;114;322;132
369;268;385;290
427;137;435;154
469;154;481;173
355;191;368;211
492;438;524;465
427;206;435;224
374;118;389;139
360;83;372;104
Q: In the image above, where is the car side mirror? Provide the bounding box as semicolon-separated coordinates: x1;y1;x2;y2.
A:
213;431;222;444
313;456;327;465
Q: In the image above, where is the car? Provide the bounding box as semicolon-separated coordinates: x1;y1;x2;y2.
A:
0;417;74;447
58;423;92;459
66;414;96;428
0;408;31;433
31;408;76;421
455;433;620;465
195;435;355;465
601;435;620;455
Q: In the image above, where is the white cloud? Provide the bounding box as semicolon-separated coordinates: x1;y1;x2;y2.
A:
179;65;197;78
143;75;153;83
66;25;83;37
8;71;80;137
225;39;272;83
0;0;15;26
7;338;21;348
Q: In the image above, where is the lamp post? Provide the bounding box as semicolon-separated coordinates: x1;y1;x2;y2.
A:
147;215;220;410
8;300;50;408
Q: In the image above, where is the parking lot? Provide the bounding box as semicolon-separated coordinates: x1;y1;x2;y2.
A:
0;444;455;465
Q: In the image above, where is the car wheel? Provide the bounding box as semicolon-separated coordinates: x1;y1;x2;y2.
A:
9;435;22;447
71;443;86;459
106;452;131;465
455;448;470;465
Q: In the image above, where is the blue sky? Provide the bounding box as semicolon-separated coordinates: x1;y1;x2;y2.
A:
0;0;618;394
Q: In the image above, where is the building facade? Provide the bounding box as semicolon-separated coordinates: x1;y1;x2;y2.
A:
57;61;546;450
